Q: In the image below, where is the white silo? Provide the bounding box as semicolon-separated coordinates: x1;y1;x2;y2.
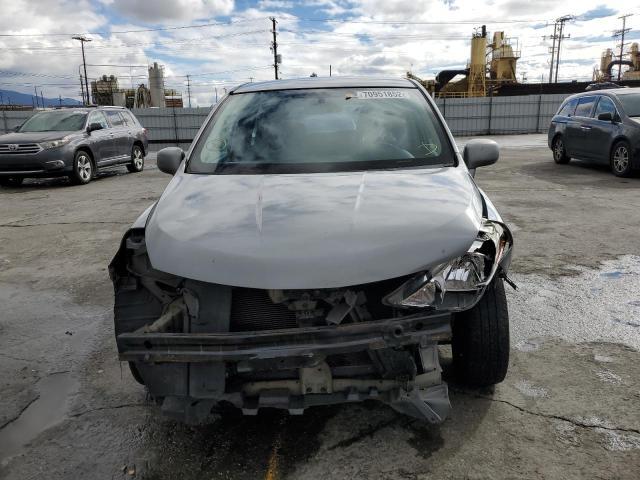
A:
148;62;166;108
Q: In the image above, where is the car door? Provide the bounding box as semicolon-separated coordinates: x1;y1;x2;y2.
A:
86;111;111;164
104;110;130;163
587;96;620;164
566;96;597;159
120;110;138;157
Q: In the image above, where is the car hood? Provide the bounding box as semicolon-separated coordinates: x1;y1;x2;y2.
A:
145;167;484;289
0;131;77;143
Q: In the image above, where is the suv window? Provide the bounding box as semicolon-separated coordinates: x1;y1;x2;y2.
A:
120;111;138;127
594;97;617;118
88;111;109;129
105;110;124;127
574;96;596;117
187;88;455;175
557;98;578;117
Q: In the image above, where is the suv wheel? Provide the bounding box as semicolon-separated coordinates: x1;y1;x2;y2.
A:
127;145;144;173
552;136;570;164
451;278;510;386
70;151;93;185
611;140;633;177
0;177;24;187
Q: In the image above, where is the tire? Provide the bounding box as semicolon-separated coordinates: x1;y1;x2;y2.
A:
70;150;93;185
552;136;570;164
0;177;24;187
610;140;633;177
451;278;510;387
127;144;144;173
128;362;145;385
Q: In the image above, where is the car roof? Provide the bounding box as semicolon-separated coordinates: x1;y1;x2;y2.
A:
567;87;640;101
232;76;416;94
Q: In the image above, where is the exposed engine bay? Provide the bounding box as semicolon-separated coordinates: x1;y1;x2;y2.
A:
110;219;512;424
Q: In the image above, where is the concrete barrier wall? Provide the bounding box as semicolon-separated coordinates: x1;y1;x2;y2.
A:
1;93;570;147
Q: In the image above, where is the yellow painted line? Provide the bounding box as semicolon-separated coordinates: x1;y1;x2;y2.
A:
264;433;281;480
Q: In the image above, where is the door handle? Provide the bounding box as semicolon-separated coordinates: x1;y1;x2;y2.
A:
580;125;591;131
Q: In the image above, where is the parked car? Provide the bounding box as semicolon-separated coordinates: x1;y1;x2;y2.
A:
0;106;148;186
548;88;640;177
110;77;514;424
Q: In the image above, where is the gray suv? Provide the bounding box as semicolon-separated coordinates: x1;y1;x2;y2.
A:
548;88;640;177
0;106;148;186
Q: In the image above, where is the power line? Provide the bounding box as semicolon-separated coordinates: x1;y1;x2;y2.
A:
0;18;266;37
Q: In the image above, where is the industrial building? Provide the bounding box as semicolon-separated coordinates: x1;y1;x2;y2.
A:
90;62;183;108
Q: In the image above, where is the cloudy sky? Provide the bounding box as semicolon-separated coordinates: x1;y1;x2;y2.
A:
0;0;638;106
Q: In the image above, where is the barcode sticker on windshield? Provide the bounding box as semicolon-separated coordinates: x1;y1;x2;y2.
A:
356;90;407;99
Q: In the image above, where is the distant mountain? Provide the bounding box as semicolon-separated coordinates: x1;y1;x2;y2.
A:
0;89;82;107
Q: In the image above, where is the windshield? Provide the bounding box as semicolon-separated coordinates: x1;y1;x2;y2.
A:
617;93;640;117
187;88;455;174
19;111;88;132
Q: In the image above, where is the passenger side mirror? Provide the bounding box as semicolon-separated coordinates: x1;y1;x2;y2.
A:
463;139;500;170
597;112;613;122
86;122;103;134
157;147;185;175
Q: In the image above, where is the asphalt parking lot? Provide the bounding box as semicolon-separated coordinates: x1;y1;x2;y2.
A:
1;134;639;480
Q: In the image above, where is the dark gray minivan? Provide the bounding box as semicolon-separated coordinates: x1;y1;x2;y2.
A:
548;88;640;177
0;106;148;186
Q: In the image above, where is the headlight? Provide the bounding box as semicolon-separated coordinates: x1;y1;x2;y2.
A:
384;220;512;311
40;137;71;149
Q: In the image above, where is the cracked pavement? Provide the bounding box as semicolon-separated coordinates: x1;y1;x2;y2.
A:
0;139;639;479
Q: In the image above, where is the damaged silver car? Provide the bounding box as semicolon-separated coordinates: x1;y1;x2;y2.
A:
110;77;514;424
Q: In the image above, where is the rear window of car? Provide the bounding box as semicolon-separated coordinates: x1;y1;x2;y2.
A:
574;96;597;117
187;87;455;175
617;93;640;117
105;111;124;127
557;98;578;117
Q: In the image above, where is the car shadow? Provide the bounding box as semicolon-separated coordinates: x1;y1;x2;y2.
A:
135;351;493;479
0;169;130;192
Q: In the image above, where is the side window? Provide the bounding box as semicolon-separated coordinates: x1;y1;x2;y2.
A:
105;111;124;127
88;111;109;129
557;98;578;117
574;96;596;117
594;97;616;118
121;111;137;126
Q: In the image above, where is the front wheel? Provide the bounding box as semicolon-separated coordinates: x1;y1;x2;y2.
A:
127;145;144;173
70;151;93;185
611;140;633;177
552;136;570;164
0;177;24;187
451;278;510;386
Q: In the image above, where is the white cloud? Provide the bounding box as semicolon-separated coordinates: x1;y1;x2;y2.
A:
110;0;235;23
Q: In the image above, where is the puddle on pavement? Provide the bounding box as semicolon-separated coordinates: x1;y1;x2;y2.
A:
0;372;78;465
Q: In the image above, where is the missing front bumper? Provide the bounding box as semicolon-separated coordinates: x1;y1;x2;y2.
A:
118;313;452;424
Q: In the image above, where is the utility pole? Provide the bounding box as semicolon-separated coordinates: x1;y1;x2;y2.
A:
613;14;633;81
545;16;572;83
59;95;62;107
72;35;91;105
329;65;332;77
554;16;573;83
40;91;45;108
34;86;39;108
214;87;218;104
186;74;192;108
547;22;557;84
270;17;279;80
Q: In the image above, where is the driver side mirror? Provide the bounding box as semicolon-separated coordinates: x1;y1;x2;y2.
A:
86;122;103;134
463;139;500;171
157;147;185;175
597;112;614;122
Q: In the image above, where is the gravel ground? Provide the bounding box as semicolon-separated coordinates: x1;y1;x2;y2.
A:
0;135;639;480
